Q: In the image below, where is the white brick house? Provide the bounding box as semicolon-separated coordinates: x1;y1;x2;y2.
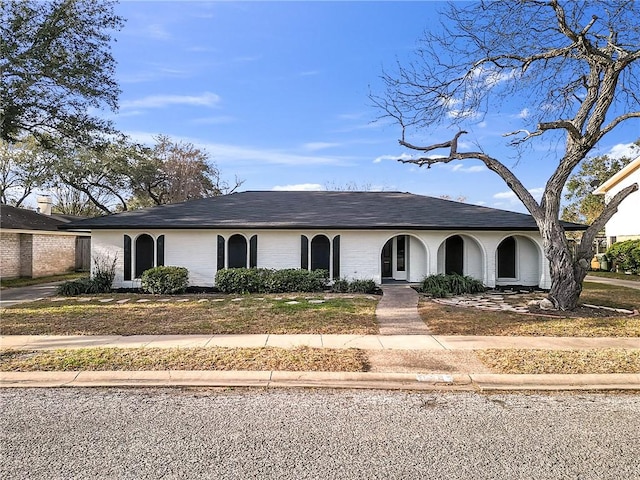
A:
593;156;640;247
63;191;585;289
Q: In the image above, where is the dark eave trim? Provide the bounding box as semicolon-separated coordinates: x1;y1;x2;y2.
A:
61;223;587;232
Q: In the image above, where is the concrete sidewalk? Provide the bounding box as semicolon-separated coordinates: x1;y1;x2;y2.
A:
585;275;640;290
3;334;639;351
2;333;638;391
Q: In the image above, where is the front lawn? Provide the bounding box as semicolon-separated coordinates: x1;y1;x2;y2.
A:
419;283;640;337
0;294;379;335
477;348;640;374
0;346;368;372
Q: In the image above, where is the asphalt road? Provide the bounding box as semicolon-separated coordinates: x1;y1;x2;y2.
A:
1;389;639;479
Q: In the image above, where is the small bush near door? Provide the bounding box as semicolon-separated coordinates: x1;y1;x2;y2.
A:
57;254;117;295
418;273;485;297
331;278;377;294
141;266;189;294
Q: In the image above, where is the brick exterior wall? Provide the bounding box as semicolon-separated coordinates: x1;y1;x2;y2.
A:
32;234;77;277
0;231;80;279
19;234;33;277
0;232;21;278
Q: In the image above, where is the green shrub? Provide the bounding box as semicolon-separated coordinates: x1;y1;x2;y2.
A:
215;268;329;294
57;278;94;296
141;266;189;294
91;254;117;293
331;279;351;293
346;279;377;293
606;240;640;274
56;254;117;296
419;273;485;297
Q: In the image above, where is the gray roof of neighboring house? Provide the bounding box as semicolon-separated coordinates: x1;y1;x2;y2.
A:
1;204;70;231
61;191;587;231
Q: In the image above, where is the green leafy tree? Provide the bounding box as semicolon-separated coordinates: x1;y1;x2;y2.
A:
0;137;53;206
1;0;123;146
562;148;637;225
51;138;139;214
373;0;640;310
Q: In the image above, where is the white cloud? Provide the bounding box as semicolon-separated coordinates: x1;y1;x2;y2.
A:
124;131;351;167
120;92;220;109
373;153;420;164
493;187;544;202
605;142;640;159
272;183;323;191
451;164;486;173
516;108;530;119
145;24;172;40
299;70;320;77
302;142;341;151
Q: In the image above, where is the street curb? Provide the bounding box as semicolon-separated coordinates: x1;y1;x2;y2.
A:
1;371;639;391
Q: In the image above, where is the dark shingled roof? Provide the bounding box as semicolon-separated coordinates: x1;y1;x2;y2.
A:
1;204;69;231
61;191;586;231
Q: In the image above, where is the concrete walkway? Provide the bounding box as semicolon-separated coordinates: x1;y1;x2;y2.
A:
376;285;431;335
0;281;63;308
585;275;640;290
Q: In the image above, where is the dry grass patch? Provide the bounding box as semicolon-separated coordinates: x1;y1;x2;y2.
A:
0;346;368;372
419;282;640;337
580;282;640;311
477;348;640;374
419;301;640;337
1;294;378;335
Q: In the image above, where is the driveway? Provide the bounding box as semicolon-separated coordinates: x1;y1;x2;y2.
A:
0;282;62;308
585;275;640;290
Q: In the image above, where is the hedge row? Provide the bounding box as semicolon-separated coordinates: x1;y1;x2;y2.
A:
215;268;329;294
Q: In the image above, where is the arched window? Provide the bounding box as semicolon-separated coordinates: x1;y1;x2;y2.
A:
228;234;247;268
445;235;464;275
497;236;516;278
135;234;154;278
311;235;330;272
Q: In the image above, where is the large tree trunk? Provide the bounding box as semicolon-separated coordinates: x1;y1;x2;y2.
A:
542;224;589;310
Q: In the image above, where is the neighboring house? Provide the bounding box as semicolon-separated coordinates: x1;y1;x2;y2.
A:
62;191;585;289
593;156;640;247
0;197;91;279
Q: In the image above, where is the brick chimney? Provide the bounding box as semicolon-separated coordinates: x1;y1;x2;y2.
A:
36;195;52;215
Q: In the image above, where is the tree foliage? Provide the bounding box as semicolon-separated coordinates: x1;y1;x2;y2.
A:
0;137;53;206
562;147;637;224
129;135;243;207
373;0;640;310
0;0;123;145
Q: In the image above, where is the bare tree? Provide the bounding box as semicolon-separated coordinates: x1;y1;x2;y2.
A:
129;135;243;207
372;0;640;310
324;180;376;191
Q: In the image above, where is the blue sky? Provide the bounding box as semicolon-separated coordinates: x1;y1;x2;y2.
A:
108;1;640;213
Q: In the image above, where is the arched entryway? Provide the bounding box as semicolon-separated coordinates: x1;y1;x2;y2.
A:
437;234;484;281
380;235;427;282
495;235;541;286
